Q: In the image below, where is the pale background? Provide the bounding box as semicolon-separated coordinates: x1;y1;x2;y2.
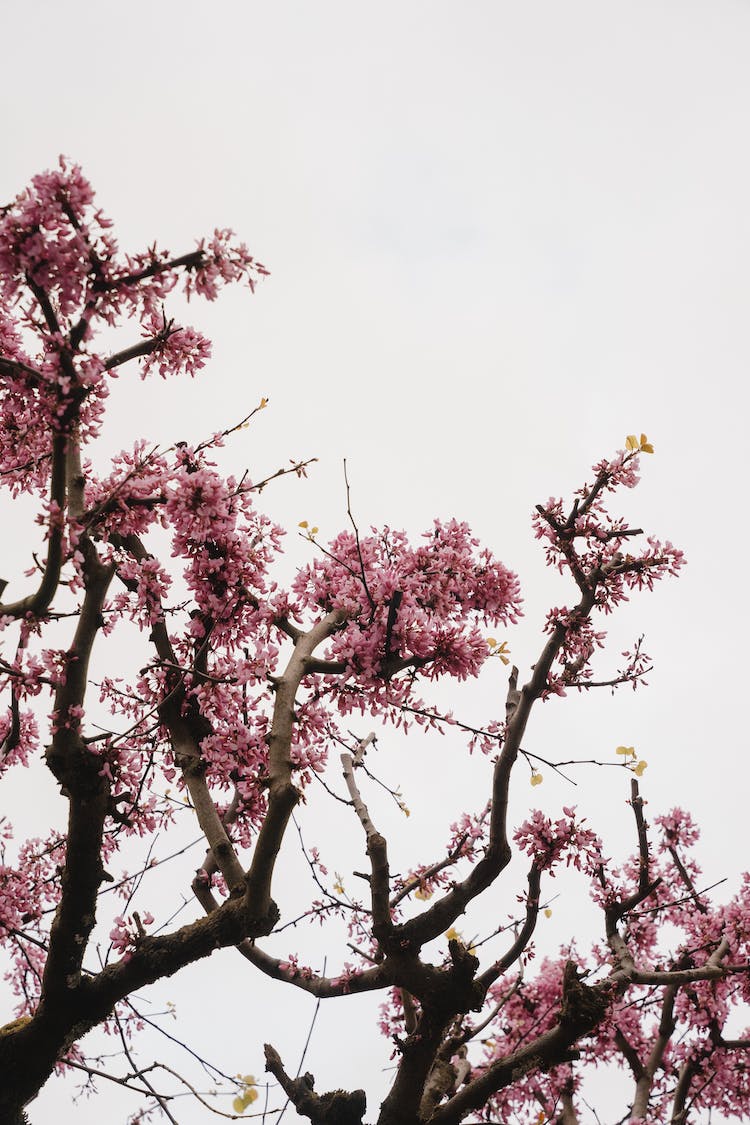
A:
2;1;749;1121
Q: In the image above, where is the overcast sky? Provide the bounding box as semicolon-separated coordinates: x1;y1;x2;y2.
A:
3;2;750;1121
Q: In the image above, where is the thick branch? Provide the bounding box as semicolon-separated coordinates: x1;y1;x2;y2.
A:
397;595;593;948
0;893;274;1115
159;695;247;894
631;980;678;1119
41;542;115;1004
192;867;387;996
103;331;172;372
429;963;611;1125
614;1027;645;1082
24;272;62;337
476;864;542;990
104;249;205;290
113;532;247;894
377;1008;455;1125
264;1044;367;1125
670;1056;700;1125
0;354;44;384
341;735;392;938
240;941;387;997
558;1088;579;1125
419;1044;468;1120
245;610;347;917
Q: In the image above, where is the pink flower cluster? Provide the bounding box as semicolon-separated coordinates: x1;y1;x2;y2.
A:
513;806;603;875
109;911;155;957
473;806;750;1122
292;521;521;689
0;157;269;498
532;450;685;694
0;830;66;1014
6;164;742;1125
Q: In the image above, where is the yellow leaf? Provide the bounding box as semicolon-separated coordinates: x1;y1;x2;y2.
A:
242;1075;257;1088
233;1085;259;1108
446;926;461;941
626;435;639;451
633;759;648;776
259;397;268;408
544;908;552;918
311;526;319;535
499;653;510;665
414;886;433;900
616;745;636;757
530;772;543;787
487;637;497;648
640;441;654;454
298;520;308;529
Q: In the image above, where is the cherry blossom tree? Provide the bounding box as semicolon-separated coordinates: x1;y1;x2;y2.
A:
1;160;748;1124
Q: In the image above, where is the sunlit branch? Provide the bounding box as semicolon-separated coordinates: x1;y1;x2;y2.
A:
341;733;391;937
245;609;347;918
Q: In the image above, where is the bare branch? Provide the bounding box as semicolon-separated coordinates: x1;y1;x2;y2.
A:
341;734;392;938
264;1044;367;1125
476;863;542;989
245;610;348;918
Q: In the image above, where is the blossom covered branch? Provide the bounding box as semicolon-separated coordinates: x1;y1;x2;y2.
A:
1;162;747;1125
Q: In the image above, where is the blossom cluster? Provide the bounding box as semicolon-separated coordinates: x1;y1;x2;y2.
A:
108;912;155;957
292;522;520;677
0;157;269;497
5;164;743;1125
474;808;750;1122
513;806;603;875
532;447;684;695
0;830;66;1016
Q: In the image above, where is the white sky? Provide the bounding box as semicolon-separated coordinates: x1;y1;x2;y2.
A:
3;2;750;1121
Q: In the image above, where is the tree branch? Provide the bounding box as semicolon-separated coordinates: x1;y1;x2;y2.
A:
264;1043;367;1125
245;610;347;920
429;963;611;1125
103;331;173;372
40;540;115;1005
395;592;594;950
476;863;542;990
112;532;247;894
341;734;392;939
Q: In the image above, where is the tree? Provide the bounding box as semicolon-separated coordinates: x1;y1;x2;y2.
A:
0;159;748;1125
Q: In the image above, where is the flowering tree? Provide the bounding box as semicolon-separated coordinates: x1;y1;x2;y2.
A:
0;161;748;1125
